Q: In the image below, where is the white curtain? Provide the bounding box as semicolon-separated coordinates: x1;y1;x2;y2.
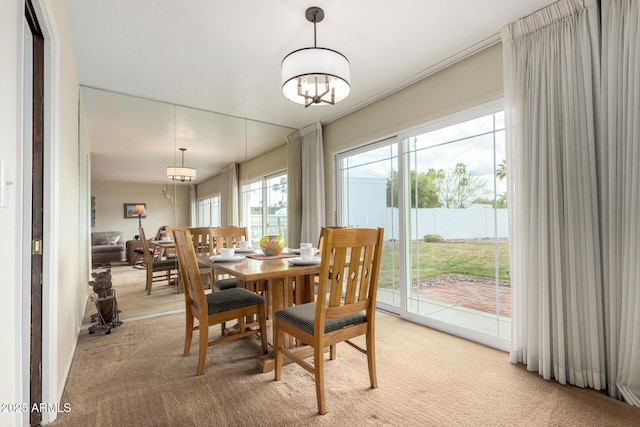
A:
300;122;326;245
287;130;302;248
189;184;197;226
220;162;238;226
503;0;606;389
503;0;640;406
600;0;640;406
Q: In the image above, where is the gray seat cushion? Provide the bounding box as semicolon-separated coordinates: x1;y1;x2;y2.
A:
153;259;207;269
152;259;178;269
214;278;238;291
204;288;264;314
92;245;124;254
275;302;366;335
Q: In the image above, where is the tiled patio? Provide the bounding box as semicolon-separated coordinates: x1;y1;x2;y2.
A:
417;280;511;318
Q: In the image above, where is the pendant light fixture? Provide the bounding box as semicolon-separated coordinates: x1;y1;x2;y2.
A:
166;105;196;182
167;148;196;182
281;6;350;107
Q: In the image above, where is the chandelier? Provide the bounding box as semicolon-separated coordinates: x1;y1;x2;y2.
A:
281;6;350;107
166;148;196;182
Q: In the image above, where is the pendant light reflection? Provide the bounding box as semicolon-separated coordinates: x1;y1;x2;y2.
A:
166;106;196;182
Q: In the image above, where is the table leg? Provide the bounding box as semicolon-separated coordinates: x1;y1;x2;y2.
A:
257;273;315;373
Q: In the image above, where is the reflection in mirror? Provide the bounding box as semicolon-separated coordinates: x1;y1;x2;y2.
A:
83;86;295;323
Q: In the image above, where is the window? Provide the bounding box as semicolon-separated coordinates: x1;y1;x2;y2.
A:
337;139;400;309
337;101;510;350
241;172;287;243
197;195;220;227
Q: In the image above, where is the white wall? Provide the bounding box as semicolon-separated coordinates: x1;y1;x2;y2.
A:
91;180;191;239
0;1;24;426
0;0;84;425
51;3;82;417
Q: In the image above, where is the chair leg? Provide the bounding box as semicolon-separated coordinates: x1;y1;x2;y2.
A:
196;323;209;376
146;268;153;295
274;320;283;381
314;344;327;415
330;344;336;360
366;330;377;389
258;303;268;355
183;312;194;356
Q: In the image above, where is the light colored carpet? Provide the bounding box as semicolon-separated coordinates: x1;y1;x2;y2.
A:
54;310;638;426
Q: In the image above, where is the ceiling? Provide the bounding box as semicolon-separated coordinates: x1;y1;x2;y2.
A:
64;0;556;185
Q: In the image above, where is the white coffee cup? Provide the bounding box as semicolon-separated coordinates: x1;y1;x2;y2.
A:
162;236;171;241
238;240;250;250
220;248;235;258
300;242;312;249
299;247;314;260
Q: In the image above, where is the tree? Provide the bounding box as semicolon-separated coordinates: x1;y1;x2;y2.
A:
436;163;490;208
386;169;441;208
270;176;287;210
496;159;506;181
496;159;507;208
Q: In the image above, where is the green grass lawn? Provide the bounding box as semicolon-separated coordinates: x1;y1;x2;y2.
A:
378;240;510;287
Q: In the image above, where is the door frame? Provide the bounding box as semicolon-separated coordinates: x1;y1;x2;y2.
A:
22;0;60;425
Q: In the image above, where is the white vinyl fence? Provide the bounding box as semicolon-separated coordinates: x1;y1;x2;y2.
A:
344;206;509;241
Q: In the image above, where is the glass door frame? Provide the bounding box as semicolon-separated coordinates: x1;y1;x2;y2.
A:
396;99;509;351
335;100;509;351
336;136;401;315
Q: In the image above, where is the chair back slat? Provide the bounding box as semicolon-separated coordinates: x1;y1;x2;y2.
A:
173;229;206;315
358;245;376;301
188;227;214;253
211;226;248;254
139;227;151;264
164;225;189;240
316;227;384;326
344;246;364;304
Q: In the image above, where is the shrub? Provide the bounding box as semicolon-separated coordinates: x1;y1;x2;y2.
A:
424;234;444;243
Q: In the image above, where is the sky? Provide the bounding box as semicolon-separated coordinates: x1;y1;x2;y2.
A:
341;111;507;196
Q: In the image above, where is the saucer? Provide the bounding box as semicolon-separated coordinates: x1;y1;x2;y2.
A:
288;257;321;266
210;255;246;262
234;248;255;253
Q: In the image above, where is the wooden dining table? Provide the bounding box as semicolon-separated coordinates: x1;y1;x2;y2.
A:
197;251;321;372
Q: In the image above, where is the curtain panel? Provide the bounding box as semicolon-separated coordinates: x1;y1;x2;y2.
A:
287;130;302;248
503;0;640;406
300;122;326;246
599;0;640;406
189;184;196;226
220;162;238;227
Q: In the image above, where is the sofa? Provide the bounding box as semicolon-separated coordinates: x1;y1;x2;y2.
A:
91;231;126;266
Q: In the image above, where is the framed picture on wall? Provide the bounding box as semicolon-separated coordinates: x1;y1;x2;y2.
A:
124;203;147;219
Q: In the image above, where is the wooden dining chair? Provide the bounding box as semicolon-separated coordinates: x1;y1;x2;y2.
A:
139;227;179;295
210;226;249;291
187;227;214;288
163;225;189;257
274;227;384;415
187;227;214;253
317;226;346;252
173;229;268;376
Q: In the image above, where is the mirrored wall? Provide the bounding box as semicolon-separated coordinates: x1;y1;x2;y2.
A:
83;86;295;323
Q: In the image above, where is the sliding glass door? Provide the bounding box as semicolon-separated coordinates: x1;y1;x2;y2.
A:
337;102;510;348
402;108;509;346
337;139;401;312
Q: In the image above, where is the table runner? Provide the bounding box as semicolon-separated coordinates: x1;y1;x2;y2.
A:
246;252;299;260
